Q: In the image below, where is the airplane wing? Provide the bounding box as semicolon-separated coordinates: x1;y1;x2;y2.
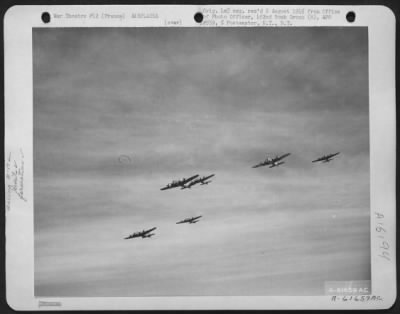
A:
252;162;265;168
276;153;290;161
192;215;202;221
124;233;138;240
143;227;157;235
201;174;215;182
182;179;200;189
181;174;199;185
312;156;325;163
161;180;185;190
189;178;201;187
327;152;340;159
160;185;173;191
176;218;188;224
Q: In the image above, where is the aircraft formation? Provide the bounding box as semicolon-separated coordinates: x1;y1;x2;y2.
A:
251;152;340;169
124;216;203;240
124;152;340;240
125;174;213;240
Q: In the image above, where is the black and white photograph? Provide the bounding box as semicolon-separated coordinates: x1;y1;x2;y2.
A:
33;27;371;297
4;5;396;310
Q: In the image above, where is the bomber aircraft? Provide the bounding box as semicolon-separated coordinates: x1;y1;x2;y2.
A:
176;216;202;224
252;153;291;169
160;174;199;191
124;227;157;239
181;174;215;189
312;152;340;163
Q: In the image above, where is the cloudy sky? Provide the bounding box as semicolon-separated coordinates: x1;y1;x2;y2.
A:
33;27;370;297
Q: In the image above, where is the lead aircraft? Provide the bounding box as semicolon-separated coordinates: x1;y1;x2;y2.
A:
160;174;199;191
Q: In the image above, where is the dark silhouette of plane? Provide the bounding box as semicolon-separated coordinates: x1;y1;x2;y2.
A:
312;152;340;163
181;174;215;189
160;174;199;191
252;153;291;169
124;227;157;239
176;216;202;224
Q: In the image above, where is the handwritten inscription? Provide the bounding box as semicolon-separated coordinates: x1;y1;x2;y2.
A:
5;149;27;211
331;295;383;302
374;212;391;262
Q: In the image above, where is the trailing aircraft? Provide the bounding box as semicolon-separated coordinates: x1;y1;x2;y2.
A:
176;216;202;224
252;153;291;169
181;174;215;189
160;174;199;191
312;152;340;163
124;227;157;239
